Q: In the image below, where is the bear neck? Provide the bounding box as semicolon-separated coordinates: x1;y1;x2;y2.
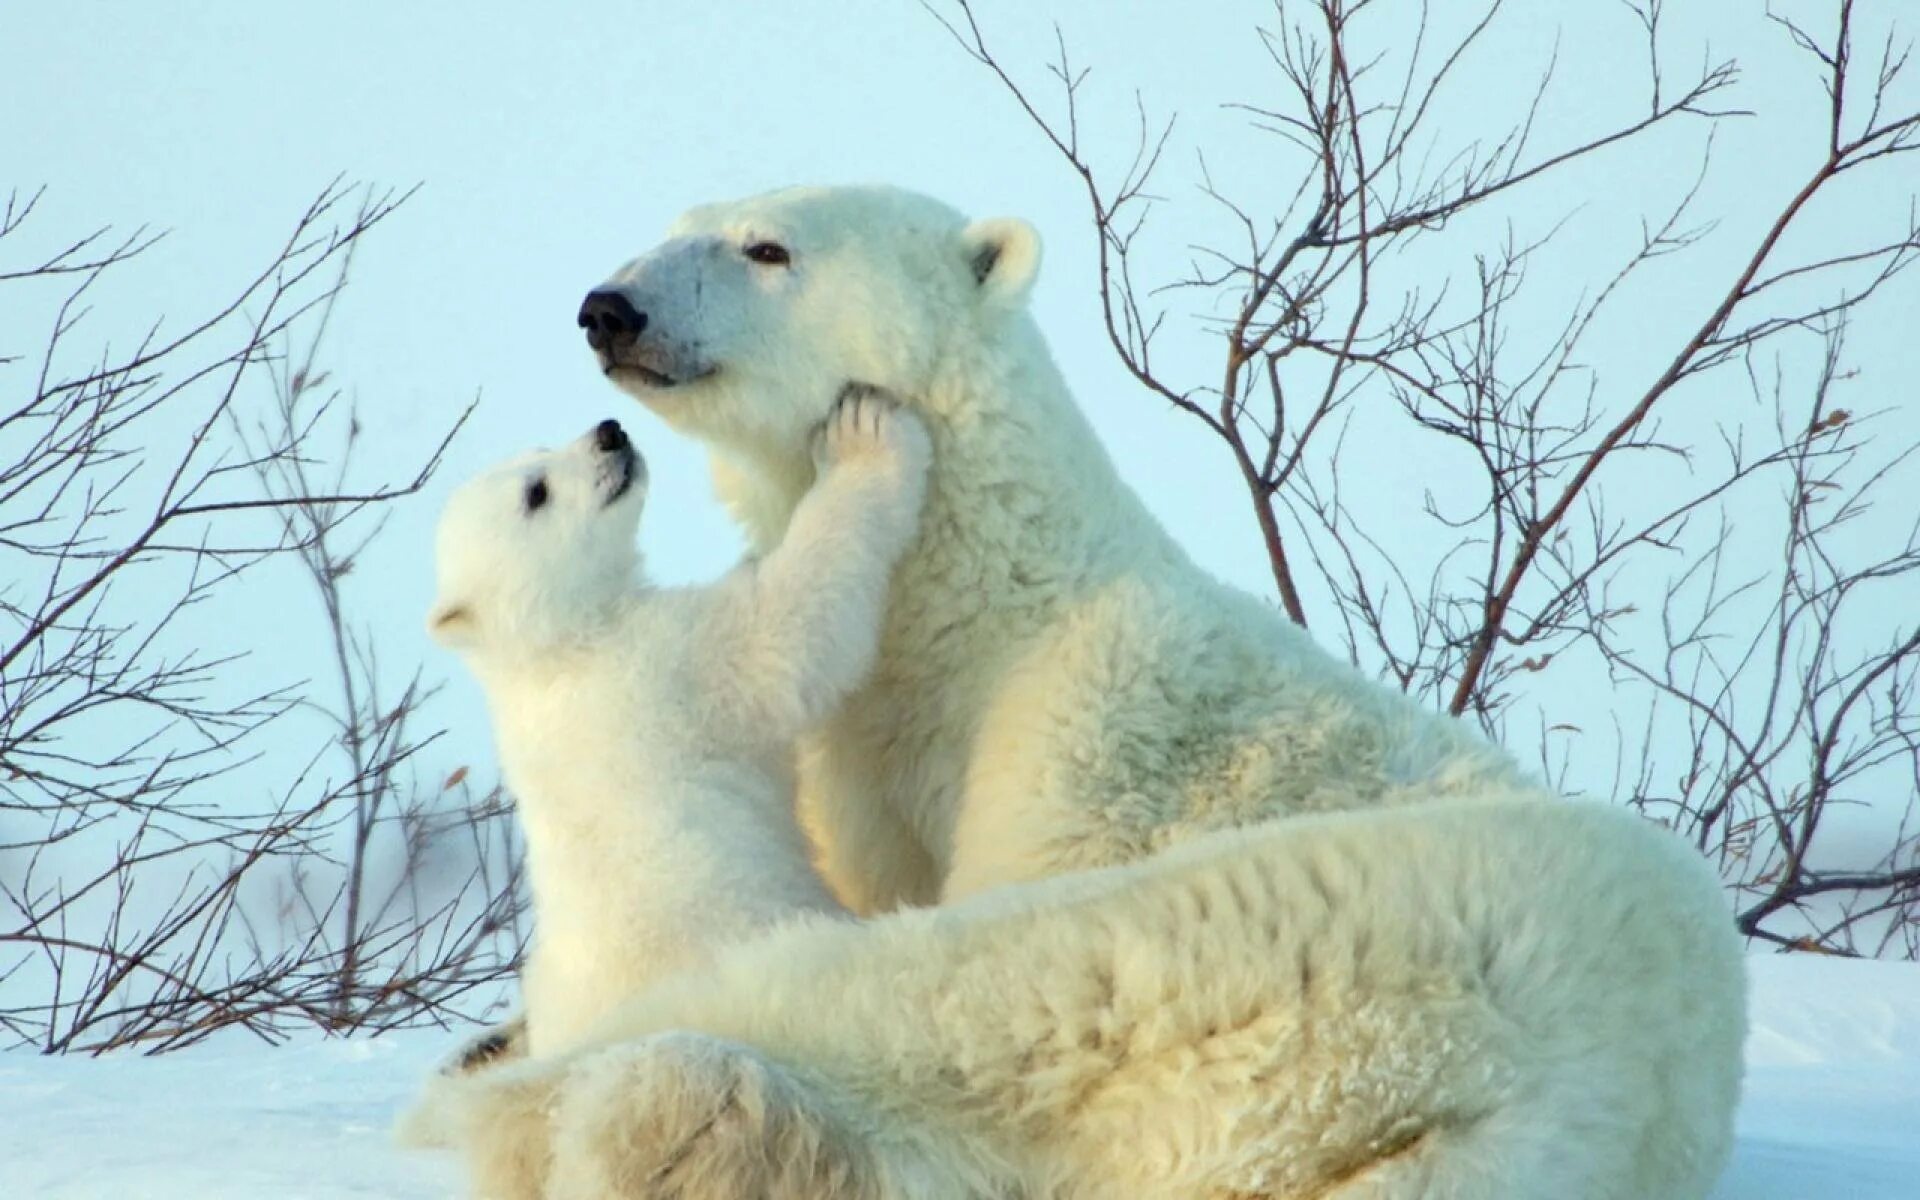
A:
721;317;1185;578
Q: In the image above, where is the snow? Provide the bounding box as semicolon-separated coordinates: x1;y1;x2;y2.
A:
0;1036;456;1200
1713;956;1920;1199
2;955;1915;1199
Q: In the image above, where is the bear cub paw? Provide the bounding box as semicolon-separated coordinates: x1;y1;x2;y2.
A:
813;382;931;478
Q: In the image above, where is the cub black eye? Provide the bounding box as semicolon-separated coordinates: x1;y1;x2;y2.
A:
744;241;791;266
525;478;549;512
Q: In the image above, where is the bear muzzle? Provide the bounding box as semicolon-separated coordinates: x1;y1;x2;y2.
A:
592;422;643;507
576;287;716;390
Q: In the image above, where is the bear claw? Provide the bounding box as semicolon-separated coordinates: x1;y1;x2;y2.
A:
813;382;930;476
445;1014;529;1076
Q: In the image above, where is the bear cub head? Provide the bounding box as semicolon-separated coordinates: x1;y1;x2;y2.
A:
577;186;1042;453
429;418;647;660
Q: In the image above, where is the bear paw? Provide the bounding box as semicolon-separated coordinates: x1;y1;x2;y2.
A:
547;1032;882;1200
397;1055;567;1199
812;382;931;479
442;1012;529;1076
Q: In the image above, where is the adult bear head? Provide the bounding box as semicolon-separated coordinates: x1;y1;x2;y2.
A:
577;186;1042;457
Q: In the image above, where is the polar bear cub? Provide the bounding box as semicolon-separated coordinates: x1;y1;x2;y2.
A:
425;388;927;1060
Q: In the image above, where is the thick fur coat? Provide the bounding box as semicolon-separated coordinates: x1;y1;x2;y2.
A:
430;798;1741;1199
589;187;1537;911
419;395;927;1059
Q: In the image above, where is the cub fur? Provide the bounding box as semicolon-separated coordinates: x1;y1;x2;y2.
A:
417;388;924;1064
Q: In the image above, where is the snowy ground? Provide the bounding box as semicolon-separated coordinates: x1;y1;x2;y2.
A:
3;954;1915;1199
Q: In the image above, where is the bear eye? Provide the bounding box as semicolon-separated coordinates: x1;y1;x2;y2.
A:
743;241;791;267
524;477;549;513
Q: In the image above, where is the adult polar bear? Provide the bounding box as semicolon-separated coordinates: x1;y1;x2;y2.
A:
579;185;1534;909
534;185;1742;1197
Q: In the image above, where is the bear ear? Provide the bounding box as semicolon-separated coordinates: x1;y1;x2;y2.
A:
959;217;1041;308
427;601;476;648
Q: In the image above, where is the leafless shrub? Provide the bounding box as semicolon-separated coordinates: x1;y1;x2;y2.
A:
0;181;526;1051
929;0;1920;954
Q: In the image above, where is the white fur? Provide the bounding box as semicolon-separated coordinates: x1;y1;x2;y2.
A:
420;395;928;1062
430;798;1744;1199
419;185;1745;1199
589;185;1536;909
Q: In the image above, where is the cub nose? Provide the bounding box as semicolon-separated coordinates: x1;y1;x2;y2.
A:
593;419;627;452
577;289;647;352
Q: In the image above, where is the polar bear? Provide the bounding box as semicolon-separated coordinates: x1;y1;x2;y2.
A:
575;185;1541;911
411;185;1740;1197
419;393;926;1060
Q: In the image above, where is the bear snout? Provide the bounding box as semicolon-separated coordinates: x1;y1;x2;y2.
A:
577;289;647;354
594;419;628;453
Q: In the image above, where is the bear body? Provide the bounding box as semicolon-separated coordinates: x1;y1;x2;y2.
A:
585;186;1534;914
437;797;1744;1199
417;185;1743;1199
422;394;928;1059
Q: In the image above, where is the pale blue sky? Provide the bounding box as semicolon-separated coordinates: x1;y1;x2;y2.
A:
4;0;1915;814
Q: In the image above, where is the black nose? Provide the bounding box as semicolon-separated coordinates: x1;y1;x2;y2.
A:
594;419;627;452
577;289;647;352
